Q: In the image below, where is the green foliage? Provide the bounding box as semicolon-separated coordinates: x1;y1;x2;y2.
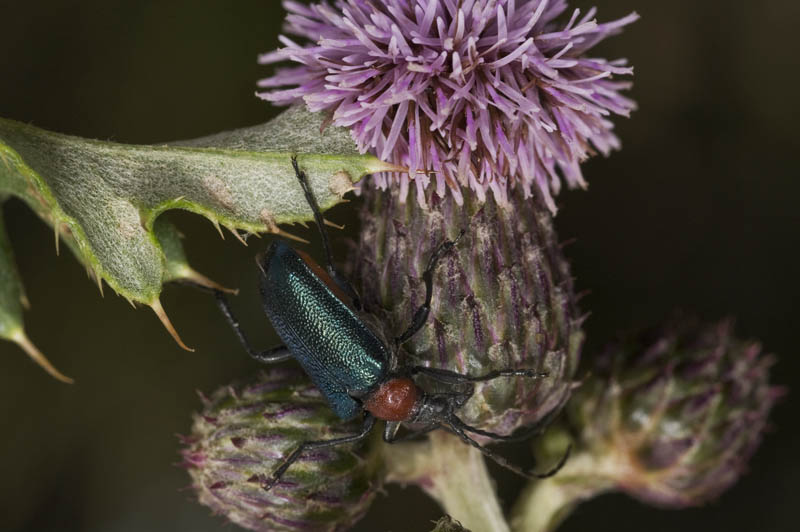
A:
0;106;396;380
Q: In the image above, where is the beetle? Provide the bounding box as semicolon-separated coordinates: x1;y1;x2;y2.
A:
212;156;568;490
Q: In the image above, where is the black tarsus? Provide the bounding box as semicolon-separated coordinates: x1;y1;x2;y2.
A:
457;418;546;442
448;416;572;479
214;290;292;364
465;393;574;444
447;417;533;478
261;414;376;491
291;156;362;310
395;229;466;345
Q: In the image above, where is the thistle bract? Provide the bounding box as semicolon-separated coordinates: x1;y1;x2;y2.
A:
259;0;637;211
568;320;782;507
350;185;583;436
181;368;380;532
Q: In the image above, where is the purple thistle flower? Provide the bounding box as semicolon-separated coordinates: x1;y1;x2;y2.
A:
258;0;637;211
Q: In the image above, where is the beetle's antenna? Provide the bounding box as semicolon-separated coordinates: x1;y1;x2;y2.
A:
447;416;571;479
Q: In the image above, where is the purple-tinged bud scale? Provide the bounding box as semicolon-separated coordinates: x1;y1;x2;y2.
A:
181;369;380;532
350;185;584;437
568;319;782;507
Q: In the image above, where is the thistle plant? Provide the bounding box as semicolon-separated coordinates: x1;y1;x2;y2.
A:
511;320;783;532
0;1;782;532
351;184;583;438
259;0;637;211
0;107;397;377
181;366;381;532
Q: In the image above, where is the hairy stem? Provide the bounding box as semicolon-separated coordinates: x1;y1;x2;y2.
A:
384;431;510;532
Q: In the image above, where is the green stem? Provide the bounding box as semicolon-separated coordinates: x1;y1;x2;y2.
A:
383;431;510;532
510;450;616;532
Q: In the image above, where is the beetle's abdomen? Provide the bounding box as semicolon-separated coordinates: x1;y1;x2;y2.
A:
259;241;389;420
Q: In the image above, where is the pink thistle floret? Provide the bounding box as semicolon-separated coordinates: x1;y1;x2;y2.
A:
258;0;637;211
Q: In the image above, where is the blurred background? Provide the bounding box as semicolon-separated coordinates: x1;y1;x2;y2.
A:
0;1;797;530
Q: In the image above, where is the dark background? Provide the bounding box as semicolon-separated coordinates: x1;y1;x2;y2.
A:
0;1;797;531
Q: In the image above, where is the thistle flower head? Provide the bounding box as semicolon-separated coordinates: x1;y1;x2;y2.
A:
259;0;637;211
568;319;783;507
350;184;583;437
180;368;380;532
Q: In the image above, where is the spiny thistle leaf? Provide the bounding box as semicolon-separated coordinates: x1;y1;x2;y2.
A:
0;203;72;383
0;106;397;380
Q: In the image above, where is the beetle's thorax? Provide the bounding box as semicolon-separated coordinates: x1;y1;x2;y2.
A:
363;377;421;422
409;392;454;426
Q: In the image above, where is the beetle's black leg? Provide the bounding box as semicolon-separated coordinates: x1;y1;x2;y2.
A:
214;291;292;364
396;230;466;345
447;417;532;478
291;156;362;310
248;345;292;365
261;414;376;491
411;366;548;385
449;386;568;442
447;416;571;479
413;366;558;441
482;393;574;443
449;412;551;442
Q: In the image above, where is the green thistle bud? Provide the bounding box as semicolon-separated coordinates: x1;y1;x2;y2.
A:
181;368;381;531
569;319;781;507
351;185;583;435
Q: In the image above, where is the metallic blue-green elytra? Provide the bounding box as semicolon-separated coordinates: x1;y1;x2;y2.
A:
259;241;390;420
